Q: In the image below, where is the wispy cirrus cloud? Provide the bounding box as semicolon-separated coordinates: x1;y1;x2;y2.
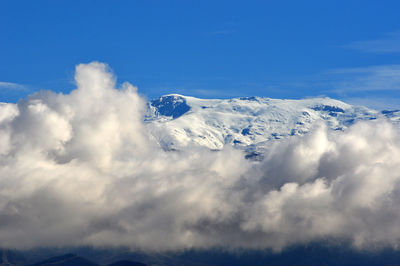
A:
0;81;25;89
275;65;400;109
343;31;400;53
341;97;400;110
328;65;400;93
315;64;400;109
0;81;31;102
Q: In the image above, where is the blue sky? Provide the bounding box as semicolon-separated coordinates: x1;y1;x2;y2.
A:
1;0;400;109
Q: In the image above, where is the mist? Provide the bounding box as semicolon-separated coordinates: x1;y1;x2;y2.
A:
0;62;400;252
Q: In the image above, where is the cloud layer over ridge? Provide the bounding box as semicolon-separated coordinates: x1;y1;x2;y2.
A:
0;62;400;251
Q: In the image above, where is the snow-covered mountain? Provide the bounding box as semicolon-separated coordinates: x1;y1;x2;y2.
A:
145;94;399;154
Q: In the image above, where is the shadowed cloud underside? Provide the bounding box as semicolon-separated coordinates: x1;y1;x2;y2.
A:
0;63;400;252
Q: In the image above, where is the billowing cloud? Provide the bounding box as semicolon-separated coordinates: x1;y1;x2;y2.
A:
1;62;400;251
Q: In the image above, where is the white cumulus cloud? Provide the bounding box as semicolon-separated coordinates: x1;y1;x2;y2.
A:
0;62;400;252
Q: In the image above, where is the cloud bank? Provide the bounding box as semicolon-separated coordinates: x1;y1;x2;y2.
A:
1;62;400;251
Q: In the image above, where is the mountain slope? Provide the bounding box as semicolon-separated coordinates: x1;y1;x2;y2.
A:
146;95;388;153
26;253;98;266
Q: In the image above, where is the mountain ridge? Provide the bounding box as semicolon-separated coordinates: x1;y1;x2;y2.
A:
145;95;395;153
